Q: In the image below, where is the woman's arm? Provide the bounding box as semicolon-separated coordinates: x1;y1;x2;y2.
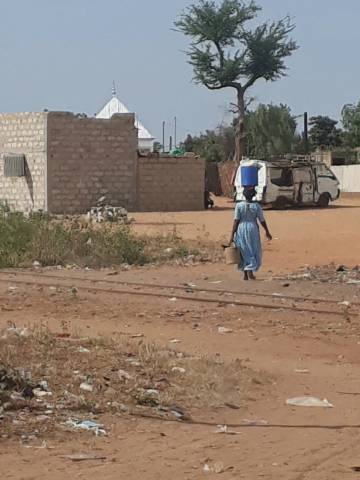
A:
260;220;272;240
256;204;272;240
229;219;240;245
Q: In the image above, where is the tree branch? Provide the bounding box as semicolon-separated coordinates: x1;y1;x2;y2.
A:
214;40;225;69
243;75;259;91
229;81;242;90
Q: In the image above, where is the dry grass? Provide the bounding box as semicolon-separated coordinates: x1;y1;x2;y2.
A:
0;211;221;268
140;232;222;265
0;324;261;439
0;212;146;268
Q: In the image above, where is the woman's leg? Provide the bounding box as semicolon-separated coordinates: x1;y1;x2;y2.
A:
248;271;256;280
244;271;249;281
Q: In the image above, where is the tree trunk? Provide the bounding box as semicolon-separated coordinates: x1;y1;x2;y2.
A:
234;88;245;166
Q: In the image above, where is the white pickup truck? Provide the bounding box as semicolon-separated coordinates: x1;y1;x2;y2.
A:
235;159;340;208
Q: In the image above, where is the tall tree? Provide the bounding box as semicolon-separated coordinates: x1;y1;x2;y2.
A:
342;101;360;148
175;0;298;165
308;116;342;149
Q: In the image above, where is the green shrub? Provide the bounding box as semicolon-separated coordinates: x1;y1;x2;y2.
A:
0;210;213;269
0;212;36;267
0;212;146;268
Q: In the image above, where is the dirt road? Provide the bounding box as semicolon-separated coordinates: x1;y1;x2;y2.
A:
1;199;360;479
133;196;360;273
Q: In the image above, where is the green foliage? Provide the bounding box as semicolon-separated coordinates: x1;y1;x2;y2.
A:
84;226;146;266
175;0;297;90
183;126;235;162
342;101;360;148
182;103;300;161
0;212;209;269
246;104;300;158
0;212;36;267
309;116;343;149
175;0;298;163
0;213;146;268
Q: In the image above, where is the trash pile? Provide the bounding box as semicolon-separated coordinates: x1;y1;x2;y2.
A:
87;205;129;224
87;196;129;224
0;364;35;406
279;264;360;285
0;323;254;442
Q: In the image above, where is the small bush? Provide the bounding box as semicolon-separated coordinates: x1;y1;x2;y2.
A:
0;210;218;268
0;212;36;268
0;212;146;268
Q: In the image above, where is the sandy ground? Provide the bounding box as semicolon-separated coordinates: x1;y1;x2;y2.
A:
133;196;360;273
1;197;360;479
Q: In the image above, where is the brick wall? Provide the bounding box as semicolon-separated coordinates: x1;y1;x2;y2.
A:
0;112;47;212
137;154;205;212
46;112;138;214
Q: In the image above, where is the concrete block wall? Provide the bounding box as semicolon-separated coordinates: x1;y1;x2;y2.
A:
0;112;47;212
0;112;205;214
46;112;138;214
137;154;205;212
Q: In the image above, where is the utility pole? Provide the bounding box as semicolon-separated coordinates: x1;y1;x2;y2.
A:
304;112;309;155
162;121;165;153
174;116;177;148
169;136;173;152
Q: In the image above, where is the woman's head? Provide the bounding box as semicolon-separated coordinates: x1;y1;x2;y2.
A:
243;187;256;201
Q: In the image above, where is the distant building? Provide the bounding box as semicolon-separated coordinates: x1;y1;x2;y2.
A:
0;111;204;214
314;148;360;167
96;87;155;152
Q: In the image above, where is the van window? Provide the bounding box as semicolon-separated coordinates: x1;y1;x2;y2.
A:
317;164;336;179
293;168;312;183
270;167;293;187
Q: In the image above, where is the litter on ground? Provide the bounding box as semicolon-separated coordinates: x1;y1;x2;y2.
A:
171;367;186;374
286;396;334;408
79;382;93;392
78;346;90;353
218;326;234;334
215;425;241;435
61;453;107;462
65;420;107;436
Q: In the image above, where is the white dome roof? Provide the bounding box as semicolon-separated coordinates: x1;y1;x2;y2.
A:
96;96;154;141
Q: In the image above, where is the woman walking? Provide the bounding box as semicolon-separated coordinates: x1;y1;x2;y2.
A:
229;187;272;280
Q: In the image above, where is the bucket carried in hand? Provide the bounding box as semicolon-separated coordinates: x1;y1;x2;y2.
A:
224;245;240;265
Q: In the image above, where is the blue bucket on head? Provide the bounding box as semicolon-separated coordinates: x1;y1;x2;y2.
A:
241;166;258;187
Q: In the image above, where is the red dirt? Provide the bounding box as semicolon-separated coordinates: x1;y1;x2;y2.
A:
1;197;360;479
133;196;360;273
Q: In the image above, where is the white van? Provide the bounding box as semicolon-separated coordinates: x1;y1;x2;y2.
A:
235;159;340;208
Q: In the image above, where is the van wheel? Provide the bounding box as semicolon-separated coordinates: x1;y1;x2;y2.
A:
317;193;330;208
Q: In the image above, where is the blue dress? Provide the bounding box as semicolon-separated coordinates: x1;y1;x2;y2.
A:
234;201;264;272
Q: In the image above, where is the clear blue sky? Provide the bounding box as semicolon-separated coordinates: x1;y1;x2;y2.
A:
1;0;359;143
